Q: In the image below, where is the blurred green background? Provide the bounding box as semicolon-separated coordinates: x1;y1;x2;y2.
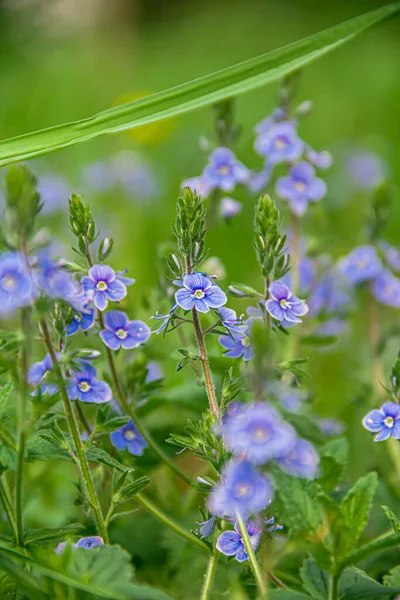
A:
1;0;400;597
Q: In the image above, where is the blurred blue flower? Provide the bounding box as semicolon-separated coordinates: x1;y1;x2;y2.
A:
216;520;262;563
111;151;159;200
346;150;386;191
221;402;296;465
82;264;134;311
305;147;333;170
67;363;112;404
110;420;147;455
338;245;382;284
311;318;348;340
150;305;176;334
254;108;285;137
55;536;103;555
219;197;242;220
219;322;254;361
276;161;327;216
280;257;315;296
254;121;303;164
100;310;151;350
175;273;227;313
65;308;95;336
208;460;274;519
82;160;115;192
276;438;319;478
36;254;85;311
318;418;346;436
381;240;400;273
248;162;274;193
266;281;308;324
203;147;249;192
0;252;33;314
37;174;70;213
219;307;246;336
268;381;307;413
146;360;163;383
363;402;400;442
196;515;216;539
371;269;400;308
28;353;60;396
308;270;352;317
181;176;213;199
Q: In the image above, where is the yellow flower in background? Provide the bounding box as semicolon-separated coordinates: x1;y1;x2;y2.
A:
113;91;178;145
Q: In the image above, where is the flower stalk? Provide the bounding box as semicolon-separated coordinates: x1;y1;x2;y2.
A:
236;514;268;599
200;550;219;600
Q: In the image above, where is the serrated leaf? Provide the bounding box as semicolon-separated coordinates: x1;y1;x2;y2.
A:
86;445;132;473
26;431;69;462
299;558;329;599
318;438;349;492
333;472;378;560
382;505;400;533
24;523;86;545
0;4;399;166
383;565;400;587
340;567;400;599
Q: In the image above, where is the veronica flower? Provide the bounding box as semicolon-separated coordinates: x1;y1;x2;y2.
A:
65;308;95;336
248;162;274;193
67;363;112;404
308;270;352;317
305;147;333;170
219;197;242;220
82;264;135;311
276;161;327;216
380;240;400;273
346;150;386;191
266;281;308;325
0;252;33;314
221;402;296;465
216;520;262;563
110;420;147;456
100;310;151;350
37;174;70;213
208;460;274;519
55;536;103;555
203;148;249;192
219;322;254;361
146;361;163;383
254;108;285;137
196;515;216;539
318;419;346;436
219;307;246;336
268;381;307;413
338;246;382;284
363;402;400;442
175;273;227;313
371;270;400;308
28;353;60;396
82;160;115;192
276;438;319;478
181;176;213;199
36;254;77;299
254;121;303;164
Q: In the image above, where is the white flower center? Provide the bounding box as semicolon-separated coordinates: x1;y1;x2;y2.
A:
241;336;250;348
275;137;287;149
194;289;205;299
1;275;17;291
96;280;108;291
79;381;91;393
116;328;127;339
280;299;289;309
124;430;136;441
294;180;306;192
235;483;251;498
384;416;394;428
218;165;230;175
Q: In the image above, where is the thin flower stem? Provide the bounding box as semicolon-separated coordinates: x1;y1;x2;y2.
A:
83;239;192;486
290;213;301;294
185;256;219;416
40;318;109;543
267;572;288;589
0;475;19;543
200;549;218;600
236;514;268;599
135;492;209;552
15;306;31;547
328;573;339;600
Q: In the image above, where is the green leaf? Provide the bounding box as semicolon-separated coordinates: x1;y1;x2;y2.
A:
382;505;400;533
340;567;400;599
300;335;338;347
299;558;329;599
26;430;69;462
383;565;400;587
86;445;132;473
119;476;150;501
0;570;18;600
333;472;378;560
0;3;399;166
24;523;86;545
318;438;349;492
270;591;315;599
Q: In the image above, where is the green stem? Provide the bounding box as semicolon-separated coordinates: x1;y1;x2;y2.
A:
15;306;31;547
237;514;268;599
328;573;339;600
290;213;301;294
40;318;109;543
0;476;18;542
200;549;218;600
135;492;209;552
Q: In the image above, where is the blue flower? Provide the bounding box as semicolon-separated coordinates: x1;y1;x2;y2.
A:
36;254;77;299
0;252;33;314
268;381;307;413
208;460;274;519
100;310;151;350
181;176;213;199
308;270;352;317
219;323;254;361
254;108;285;137
196;515;216;539
266;281;308;325
216;520;262;563
55;536;103;555
67;363;112;404
219;307;246;336
222;402;296;465
371;270;400;308
380;240;400;273
175;273;227;313
276;438;319;479
37;174;70;213
318;419;345;436
65;308;95;336
203;148;249;192
248;162;274;193
254;121;303;164
110;420;147;456
150;305;176;334
82;264;135;311
305;146;333;170
276;161;327;216
363;402;400;442
28;353;60;396
346;150;386;191
338;246;383;285
219;197;242;220
146;360;163;383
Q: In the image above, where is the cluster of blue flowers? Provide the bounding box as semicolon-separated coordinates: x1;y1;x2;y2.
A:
206;401;319;562
55;535;104;555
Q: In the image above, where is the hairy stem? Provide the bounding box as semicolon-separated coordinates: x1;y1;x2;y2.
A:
237;514;268;599
0;475;18;543
40;318;108;543
200;549;218;600
135;492;209;552
15;306;31;547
